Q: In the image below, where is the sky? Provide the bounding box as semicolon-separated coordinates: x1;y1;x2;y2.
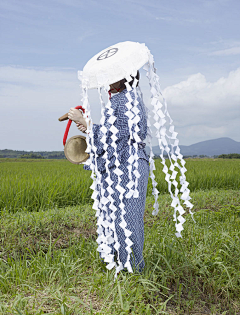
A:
0;0;240;151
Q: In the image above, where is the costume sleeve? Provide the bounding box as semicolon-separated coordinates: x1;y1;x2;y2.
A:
83;104;114;171
83;91;148;172
92;124;106;155
83;124;104;171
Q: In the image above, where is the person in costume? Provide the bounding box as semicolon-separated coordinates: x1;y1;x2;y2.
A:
68;71;150;273
67;41;194;278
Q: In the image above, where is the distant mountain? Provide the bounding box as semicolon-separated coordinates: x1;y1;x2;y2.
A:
1;137;240;159
146;137;240;157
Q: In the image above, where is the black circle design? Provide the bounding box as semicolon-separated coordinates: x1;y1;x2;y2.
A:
97;48;118;61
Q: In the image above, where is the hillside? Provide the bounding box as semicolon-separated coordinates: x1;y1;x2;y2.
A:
147;137;240;157
1;137;240;159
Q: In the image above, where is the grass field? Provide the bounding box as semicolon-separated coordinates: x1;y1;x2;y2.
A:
0;158;240;314
1;158;239;213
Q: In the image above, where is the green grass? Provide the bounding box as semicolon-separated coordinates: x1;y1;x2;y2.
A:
0;159;92;213
1;189;240;314
1;158;240;213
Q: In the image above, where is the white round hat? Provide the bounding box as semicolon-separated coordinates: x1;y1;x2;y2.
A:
81;41;150;89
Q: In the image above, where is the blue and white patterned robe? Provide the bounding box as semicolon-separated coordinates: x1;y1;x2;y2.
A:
84;88;149;272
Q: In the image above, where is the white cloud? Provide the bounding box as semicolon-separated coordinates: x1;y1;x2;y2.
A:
155;16;173;21
0;66;240;151
209;47;240;56
162;68;240;144
0;66;76;87
77;30;100;43
0;66;102;151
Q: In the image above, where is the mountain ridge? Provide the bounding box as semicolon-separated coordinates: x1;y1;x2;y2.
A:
1;137;240;158
147;137;240;156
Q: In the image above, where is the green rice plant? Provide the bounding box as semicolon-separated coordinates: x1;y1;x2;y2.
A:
0;158;239;213
0;160;92;213
149;158;240;194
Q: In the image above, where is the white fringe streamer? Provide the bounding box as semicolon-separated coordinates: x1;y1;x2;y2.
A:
144;52;194;237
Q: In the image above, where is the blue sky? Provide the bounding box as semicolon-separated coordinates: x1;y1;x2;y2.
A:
1;0;240;150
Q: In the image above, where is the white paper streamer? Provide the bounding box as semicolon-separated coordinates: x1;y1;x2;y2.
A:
79;76;118;272
143;53;194;237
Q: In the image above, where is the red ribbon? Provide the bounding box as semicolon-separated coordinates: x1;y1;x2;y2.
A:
63;106;85;146
108;87;122;99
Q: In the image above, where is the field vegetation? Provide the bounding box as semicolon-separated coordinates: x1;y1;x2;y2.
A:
0;158;240;314
1;158;239;213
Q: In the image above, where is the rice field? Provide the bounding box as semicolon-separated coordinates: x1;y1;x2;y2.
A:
0;158;239;213
0;158;240;314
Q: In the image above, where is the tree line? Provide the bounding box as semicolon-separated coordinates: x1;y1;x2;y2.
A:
0;149;65;159
153;153;240;159
1;150;240;160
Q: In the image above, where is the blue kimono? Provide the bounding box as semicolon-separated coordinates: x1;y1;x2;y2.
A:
84;88;149;272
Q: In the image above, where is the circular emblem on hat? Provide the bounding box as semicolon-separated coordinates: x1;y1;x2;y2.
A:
97;48;118;61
